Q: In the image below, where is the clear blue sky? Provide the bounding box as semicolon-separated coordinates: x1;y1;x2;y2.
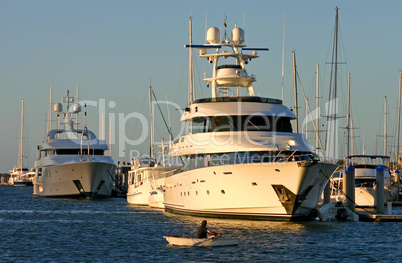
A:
1;0;402;171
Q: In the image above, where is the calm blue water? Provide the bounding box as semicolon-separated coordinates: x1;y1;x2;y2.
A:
1;186;401;262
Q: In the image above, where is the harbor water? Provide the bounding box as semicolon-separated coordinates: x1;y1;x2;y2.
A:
1;186;401;262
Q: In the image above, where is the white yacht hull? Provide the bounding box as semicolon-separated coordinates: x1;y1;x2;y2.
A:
148;188;165;209
127;165;177;206
13;180;33;186
164;161;337;221
127;182;153;206
33;162;116;199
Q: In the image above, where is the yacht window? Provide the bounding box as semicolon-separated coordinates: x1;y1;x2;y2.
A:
203;116;292;133
244;115;271;131
191;117;208;134
210;116;236;132
55;149;105;155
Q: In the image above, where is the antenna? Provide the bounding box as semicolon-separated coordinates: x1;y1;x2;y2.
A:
281;13;285;101
165;93;172;142
243;12;246;43
76;82;79;129
222;16;229;43
48;83;52;132
149;86;154;159
204;12;208;44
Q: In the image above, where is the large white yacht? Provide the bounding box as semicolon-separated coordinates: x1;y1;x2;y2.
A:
163;19;338;221
33;90;116;199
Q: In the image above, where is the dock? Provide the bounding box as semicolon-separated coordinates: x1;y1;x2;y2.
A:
357;211;402;222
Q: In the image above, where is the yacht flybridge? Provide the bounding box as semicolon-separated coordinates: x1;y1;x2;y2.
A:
33;90;116;199
163;18;338;220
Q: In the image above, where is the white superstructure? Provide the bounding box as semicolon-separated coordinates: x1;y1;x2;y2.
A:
33;90;116;199
163;19;338;220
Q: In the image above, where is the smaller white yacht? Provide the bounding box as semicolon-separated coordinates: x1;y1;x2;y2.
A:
33;90;116;199
330;155;396;207
127;86;182;208
9;99;33;186
9;167;34;186
127;156;180;208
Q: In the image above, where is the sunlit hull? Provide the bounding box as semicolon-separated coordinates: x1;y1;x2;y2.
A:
164;161;337;220
33;162;116;199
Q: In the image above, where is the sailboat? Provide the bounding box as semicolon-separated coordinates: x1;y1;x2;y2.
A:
328;9;398;208
127;86;181;208
162;18;338;221
9;100;34;186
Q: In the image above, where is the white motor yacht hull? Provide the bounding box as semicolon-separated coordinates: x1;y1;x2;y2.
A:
33;161;116;199
164;161;337;221
127;165;178;206
148;188;165;209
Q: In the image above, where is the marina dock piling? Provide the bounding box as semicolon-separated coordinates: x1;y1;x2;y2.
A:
376;166;385;214
343;166;355;212
395;169;400;202
323;181;331;204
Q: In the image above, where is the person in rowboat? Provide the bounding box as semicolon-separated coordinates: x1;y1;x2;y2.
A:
196;220;221;238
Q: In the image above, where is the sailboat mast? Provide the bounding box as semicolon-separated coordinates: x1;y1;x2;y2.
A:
188;17;195;104
292;50;298;133
346;73;351;160
351;119;354;155
316;64;319;151
19;99;24;170
384;96;387;156
281;14;285;101
333;7;339;124
149;86;154;159
397;70;402;165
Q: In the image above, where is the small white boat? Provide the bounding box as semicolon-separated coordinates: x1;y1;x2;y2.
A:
163;236;239;247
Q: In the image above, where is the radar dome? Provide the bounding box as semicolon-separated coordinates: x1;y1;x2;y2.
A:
231;26;244;44
207;27;220;44
72;103;81;113
54;103;63;113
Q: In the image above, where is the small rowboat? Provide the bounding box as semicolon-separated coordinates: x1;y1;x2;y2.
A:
163;236;239;247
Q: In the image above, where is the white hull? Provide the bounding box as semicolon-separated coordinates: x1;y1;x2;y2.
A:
164;161;337;220
127;165;177;207
33;161;116;199
332;187;395;208
13;179;33;186
148;188;165;209
163;236;239;247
